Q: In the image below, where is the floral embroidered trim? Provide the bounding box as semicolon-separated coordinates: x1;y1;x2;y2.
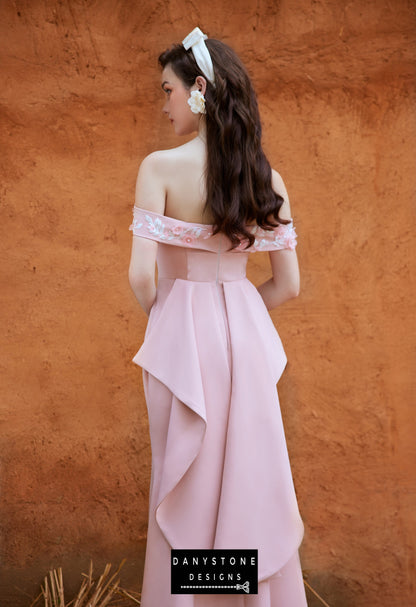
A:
238;223;298;251
129;207;297;251
129;209;213;246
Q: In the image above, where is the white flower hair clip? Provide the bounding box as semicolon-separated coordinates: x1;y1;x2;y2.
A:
188;89;206;114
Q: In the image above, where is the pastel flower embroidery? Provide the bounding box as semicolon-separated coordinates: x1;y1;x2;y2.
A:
129;207;296;251
182;234;195;245
241;222;298;251
146;216;164;235
134;212;212;244
283;230;297;250
275;225;289;237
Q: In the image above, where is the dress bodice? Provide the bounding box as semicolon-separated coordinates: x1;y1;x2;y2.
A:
129;206;297;283
157;244;248;282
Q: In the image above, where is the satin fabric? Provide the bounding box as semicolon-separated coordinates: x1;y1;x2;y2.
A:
130;208;307;606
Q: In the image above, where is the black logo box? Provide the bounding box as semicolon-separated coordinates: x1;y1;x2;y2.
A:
171;549;258;594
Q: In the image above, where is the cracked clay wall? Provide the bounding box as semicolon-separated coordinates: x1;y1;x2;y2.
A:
0;1;415;605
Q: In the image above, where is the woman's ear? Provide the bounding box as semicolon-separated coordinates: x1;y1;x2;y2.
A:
194;75;207;96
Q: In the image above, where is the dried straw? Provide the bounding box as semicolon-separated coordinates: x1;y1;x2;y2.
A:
30;560;141;607
30;559;330;607
303;577;332;607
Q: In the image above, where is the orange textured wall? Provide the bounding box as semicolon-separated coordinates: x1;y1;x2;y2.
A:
1;1;415;605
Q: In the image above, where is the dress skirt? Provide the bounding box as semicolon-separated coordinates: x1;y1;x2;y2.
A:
139;370;307;606
134;275;307;606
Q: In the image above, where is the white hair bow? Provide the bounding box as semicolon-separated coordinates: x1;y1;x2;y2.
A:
182;27;216;87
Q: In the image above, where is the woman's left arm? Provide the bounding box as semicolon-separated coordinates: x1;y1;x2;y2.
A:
128;153;166;316
256;169;300;310
257;248;300;310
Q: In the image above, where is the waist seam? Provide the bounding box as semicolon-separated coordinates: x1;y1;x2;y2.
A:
157;276;247;284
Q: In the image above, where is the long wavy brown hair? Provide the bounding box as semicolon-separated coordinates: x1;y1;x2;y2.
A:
158;37;290;249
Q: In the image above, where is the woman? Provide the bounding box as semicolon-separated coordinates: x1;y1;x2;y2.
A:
129;27;308;607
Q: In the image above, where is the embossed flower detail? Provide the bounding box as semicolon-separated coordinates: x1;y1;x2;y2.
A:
271;225;297;250
284;231;297;250
181;234;195;245
131;207;217;245
274;225;289;237
187;90;206;115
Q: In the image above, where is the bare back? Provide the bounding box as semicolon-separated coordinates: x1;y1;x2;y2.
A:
138;135;291;225
159;136;216;224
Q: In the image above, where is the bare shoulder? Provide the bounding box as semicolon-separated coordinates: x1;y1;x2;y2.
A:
271;168;292;220
138;144;192;178
138;149;171;173
147;141;193;163
134;151;169;214
135;143;197;213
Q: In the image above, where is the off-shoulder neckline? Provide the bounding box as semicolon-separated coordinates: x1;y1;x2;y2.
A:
133;206;215;228
133;206;293;228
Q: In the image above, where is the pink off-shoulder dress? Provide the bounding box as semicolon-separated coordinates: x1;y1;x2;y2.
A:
129;207;307;607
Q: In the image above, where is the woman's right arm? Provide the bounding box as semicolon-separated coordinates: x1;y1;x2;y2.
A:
256;170;300;310
128;153;165;316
